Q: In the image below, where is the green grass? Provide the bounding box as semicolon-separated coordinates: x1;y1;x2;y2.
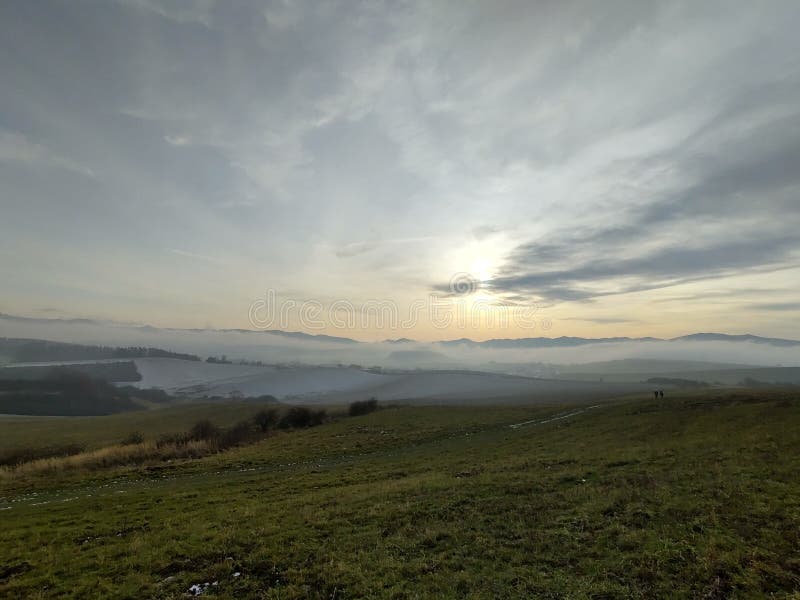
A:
1;390;799;598
0;400;279;453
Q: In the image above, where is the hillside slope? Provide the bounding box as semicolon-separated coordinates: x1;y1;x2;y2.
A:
132;358;656;404
2;389;798;598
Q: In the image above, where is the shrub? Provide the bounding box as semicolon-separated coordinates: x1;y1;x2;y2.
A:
122;431;145;445
309;409;327;426
189;419;219;441
278;407;328;429
349;398;379;417
156;432;191;448
253;408;279;432
220;420;256;449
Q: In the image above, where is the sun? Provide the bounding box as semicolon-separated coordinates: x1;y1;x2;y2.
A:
470;257;494;282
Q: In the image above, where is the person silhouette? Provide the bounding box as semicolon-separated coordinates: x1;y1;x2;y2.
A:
659;390;664;398
654;390;659;399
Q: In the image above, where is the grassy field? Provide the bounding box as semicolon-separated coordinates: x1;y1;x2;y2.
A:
0;400;281;455
1;389;799;598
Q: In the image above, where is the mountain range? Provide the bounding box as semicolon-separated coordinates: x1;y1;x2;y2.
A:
2;312;799;348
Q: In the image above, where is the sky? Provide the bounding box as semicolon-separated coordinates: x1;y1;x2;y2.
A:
1;0;799;342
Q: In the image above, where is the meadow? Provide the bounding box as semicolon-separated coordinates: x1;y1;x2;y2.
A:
1;389;799;598
0;400;280;456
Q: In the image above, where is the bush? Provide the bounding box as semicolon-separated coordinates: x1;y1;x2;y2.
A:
0;443;86;467
309;409;327;426
278;407;327;429
220;420;256;449
189;419;219;441
349;398;379;417
122;431;145;445
253;408;279;432
156;432;191;448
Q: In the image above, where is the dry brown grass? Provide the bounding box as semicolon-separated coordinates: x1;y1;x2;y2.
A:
0;407;325;484
0;439;215;480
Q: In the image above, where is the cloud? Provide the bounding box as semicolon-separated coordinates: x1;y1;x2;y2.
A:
335;241;379;259
490;234;799;303
471;225;501;240
0;130;94;177
750;302;800;312
483;72;800;304
561;317;639;325
167;248;222;264
334;237;434;259
164;135;191;146
112;0;216;26
34;307;68;315
1;0;800;338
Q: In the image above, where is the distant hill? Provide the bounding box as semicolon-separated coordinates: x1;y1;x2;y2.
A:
0;361;142;383
0;371;142;416
556;358;756;375
671;333;800;347
646;377;709;389
662;367;800;387
3;312;798;349
0;338;201;364
440;336;660;348
551;361;800;386
439;333;800;349
251;330;361;344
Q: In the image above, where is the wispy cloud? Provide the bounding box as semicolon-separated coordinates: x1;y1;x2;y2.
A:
112;0;216;27
164;135;191;146
334;237;434;259
561;317;639;325
750;302;800;312
167;248;223;264
0;130;94;177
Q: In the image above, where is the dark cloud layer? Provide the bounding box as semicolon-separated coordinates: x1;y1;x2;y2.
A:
484;74;800;303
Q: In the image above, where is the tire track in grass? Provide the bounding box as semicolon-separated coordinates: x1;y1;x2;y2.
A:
508;405;601;429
